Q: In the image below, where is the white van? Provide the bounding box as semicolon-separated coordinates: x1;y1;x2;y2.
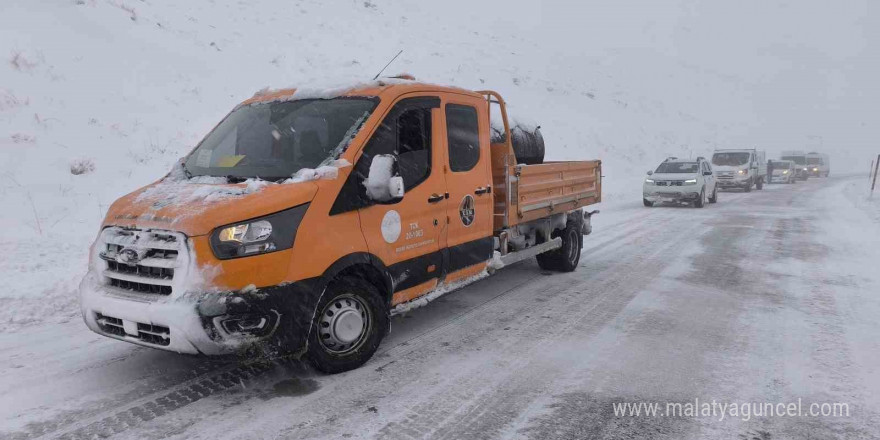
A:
806;152;830;177
711;149;767;192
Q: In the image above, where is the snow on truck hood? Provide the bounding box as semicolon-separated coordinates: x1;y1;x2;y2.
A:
102;161;348;236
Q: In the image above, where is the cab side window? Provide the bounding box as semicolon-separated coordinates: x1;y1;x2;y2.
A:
396;108;432;189
330;97;440;215
446;104;480;172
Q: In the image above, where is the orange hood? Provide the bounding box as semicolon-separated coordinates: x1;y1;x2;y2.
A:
104;178;319;236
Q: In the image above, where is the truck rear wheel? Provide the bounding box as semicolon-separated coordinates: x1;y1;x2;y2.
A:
536;223;582;272
307;276;388;374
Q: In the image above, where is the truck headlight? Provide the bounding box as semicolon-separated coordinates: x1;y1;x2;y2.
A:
210;204;309;259
645;179;655;184
782;170;789;174
813;167;818;172
737;169;748;175
683;179;697;185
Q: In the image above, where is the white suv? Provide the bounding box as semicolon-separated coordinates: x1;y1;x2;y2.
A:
643;157;718;208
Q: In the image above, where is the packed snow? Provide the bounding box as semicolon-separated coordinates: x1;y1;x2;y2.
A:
364;154;397;201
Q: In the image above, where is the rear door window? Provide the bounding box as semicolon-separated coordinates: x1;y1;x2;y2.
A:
445;104;480;172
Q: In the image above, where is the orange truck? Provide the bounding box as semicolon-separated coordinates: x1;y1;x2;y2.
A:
79;79;601;373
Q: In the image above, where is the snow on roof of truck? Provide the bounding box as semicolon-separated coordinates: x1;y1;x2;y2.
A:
242;77;479;106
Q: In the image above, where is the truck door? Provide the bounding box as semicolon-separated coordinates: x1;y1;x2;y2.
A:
441;99;493;282
353;96;448;304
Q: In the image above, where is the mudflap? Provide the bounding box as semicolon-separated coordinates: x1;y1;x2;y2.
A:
581;210;599;236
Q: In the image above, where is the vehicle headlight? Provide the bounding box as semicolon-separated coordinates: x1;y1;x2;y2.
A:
737;169;748;175
645;179;655;184
210;204;309;259
813;167;818;171
803;167;808;171
683;179;697;185
782;170;789;174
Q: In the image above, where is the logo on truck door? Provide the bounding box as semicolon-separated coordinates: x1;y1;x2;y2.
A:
381;210;402;244
459;195;475;227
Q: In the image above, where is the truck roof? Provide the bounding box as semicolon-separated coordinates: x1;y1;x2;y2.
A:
240;79;483;106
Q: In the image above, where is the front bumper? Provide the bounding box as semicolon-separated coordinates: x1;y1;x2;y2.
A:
643;188;701;203
769;174;791;183
716;177;750;188
80;272;322;356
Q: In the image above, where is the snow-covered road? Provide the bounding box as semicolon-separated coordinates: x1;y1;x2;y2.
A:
3;176;879;439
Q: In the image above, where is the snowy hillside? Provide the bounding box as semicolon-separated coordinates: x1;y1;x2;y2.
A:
0;0;873;330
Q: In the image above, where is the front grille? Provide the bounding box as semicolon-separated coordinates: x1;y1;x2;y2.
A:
655;181;684;186
96;313;171;346
99;228;184;297
109;278;172;295
657;192;681;197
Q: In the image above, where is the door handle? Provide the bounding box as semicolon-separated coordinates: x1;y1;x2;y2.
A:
475;186;491;195
428;194;444;203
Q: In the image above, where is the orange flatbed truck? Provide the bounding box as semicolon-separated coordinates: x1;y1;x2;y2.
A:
80;80;601;373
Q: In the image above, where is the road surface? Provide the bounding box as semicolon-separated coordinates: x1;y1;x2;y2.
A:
2;176;879;439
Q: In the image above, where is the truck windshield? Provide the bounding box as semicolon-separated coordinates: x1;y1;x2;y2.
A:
771;161;790;168
711;152;750;166
655;162;699;173
781;155;806;165
184;97;377;181
807;157;822;165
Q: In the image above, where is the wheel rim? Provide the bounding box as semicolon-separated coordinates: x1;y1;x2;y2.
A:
318;293;372;354
567;229;579;264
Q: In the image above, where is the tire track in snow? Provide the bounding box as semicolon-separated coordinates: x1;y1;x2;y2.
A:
11;198;730;439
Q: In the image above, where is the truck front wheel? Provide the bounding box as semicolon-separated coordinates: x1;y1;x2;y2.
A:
307;276;388;374
756;177;764;190
536;222;582;272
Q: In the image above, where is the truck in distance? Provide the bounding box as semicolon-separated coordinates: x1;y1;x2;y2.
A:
768;160;797;184
711;148;767;192
79;80;602;373
781;150;810;180
806;152;830;177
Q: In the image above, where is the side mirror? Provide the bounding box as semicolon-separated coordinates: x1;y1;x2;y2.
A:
365;154;401;202
703;171;713;176
647;170;654;176
388;176;405;199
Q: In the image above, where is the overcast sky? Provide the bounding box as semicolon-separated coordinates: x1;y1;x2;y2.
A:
486;0;878;171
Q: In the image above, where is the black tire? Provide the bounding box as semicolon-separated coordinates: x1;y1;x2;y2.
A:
708;187;718;203
756;178;764;190
643;198;653;207
744;179;752;192
307;276;388;374
536;222;582;272
695;188;705;208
